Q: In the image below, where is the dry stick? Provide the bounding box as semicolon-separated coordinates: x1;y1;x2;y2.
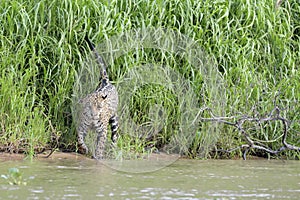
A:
199;107;300;160
40;113;60;158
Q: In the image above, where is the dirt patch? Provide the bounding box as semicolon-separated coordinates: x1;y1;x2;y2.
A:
0;151;267;162
0;151;91;162
0;151;181;162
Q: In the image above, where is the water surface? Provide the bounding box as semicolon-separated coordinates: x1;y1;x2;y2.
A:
0;156;299;199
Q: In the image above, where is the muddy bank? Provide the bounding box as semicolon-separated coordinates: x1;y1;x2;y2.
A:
0;151;268;162
0;151;180;162
0;151;90;162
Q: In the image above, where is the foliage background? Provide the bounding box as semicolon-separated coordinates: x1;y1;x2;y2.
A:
0;0;299;158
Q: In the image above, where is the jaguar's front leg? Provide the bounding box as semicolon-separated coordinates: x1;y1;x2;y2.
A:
77;125;89;154
94;122;108;160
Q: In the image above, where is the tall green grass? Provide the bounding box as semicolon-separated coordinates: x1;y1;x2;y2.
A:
0;0;299;159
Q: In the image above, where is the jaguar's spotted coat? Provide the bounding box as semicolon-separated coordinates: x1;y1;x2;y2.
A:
77;37;118;159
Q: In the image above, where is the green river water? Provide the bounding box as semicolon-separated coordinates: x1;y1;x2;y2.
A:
0;156;299;199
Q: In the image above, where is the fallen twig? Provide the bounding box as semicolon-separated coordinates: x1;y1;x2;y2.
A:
199;106;300;160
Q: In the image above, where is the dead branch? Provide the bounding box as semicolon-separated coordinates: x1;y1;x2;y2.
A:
199;106;300;160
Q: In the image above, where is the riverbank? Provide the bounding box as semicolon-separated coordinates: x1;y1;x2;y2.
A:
1;0;299;161
0;151;89;162
0;151;270;162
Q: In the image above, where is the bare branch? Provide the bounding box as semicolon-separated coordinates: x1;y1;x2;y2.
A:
198;105;300;160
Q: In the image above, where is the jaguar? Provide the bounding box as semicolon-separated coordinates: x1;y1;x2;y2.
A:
77;36;118;159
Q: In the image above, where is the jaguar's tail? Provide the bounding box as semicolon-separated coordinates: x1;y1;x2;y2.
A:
85;36;108;80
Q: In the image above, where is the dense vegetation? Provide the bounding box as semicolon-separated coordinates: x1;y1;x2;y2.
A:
0;0;299;159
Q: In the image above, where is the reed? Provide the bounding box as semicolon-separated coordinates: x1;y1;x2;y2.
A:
0;0;299;159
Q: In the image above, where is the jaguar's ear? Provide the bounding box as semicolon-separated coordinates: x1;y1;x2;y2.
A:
78;98;84;104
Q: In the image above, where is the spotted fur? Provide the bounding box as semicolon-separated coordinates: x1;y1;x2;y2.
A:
77;37;118;159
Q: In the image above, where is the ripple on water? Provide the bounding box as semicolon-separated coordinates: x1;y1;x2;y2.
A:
0;159;299;199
